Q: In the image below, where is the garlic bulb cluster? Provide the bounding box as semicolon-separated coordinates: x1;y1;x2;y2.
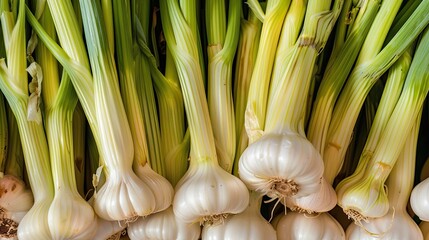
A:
201;192;276;240
346;208;423;240
134;163;174;213
127;206;201;240
276;212;345;240
0;175;33;239
239;132;324;202
173;162;249;225
410;177;429;221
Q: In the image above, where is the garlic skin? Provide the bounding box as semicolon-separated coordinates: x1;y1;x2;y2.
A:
276;212;345;240
48;188;97;239
127;206;201;240
285;177;337;213
239;132;324;200
346;208;423;240
201;193;276;240
337;173;389;221
173;161;249;225
134;163;174;213
93;169;156;221
410;177;429;221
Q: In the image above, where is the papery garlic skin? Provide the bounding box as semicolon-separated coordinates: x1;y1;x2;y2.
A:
134;163;174;213
201;193;276;240
276;212;345;240
411;177;429;221
239;132;324;200
286;177;337;213
346;208;423;240
127;206;201;240
93;169;156;221
48;188;97;240
173;162;249;224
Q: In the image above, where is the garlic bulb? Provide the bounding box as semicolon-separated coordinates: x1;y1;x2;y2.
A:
17;200;52;240
173;161;249;225
239;132;324;201
0;175;33;239
92;217;126;240
127;206;201;240
93;169;156;221
285;177;337;213
346;208;423;240
134;163;174;213
336;166;389;222
201;192;276;240
276;212;345;240
48;187;97;239
411;177;429;221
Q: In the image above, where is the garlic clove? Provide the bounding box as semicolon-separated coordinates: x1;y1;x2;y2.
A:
286;177;337;213
276;211;345;240
93;169;156;222
48;188;97;239
134;163;174;213
346;208;423;240
410;177;429;221
127;206;201;240
239;132;324;201
173;162;249;225
0;175;33;223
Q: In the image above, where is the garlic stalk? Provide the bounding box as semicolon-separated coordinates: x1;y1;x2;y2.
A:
0;93;6;177
0;1;54;238
201;191;276;240
28;0;157;221
337;25;429;221
239;0;342;203
276;212;345;240
232;8;262;173
113;0;172;214
33;2;97;238
346;110;422;239
419;221;429;239
206;0;240;173
160;0;249;225
127;206;201;240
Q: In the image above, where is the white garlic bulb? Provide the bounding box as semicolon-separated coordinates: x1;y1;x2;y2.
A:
173;161;249;225
346;208;423;240
239;132;324;201
134;163;174;213
127;206;201;240
201;192;276;240
276;211;345;240
411;177;429;221
93;169;156;221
